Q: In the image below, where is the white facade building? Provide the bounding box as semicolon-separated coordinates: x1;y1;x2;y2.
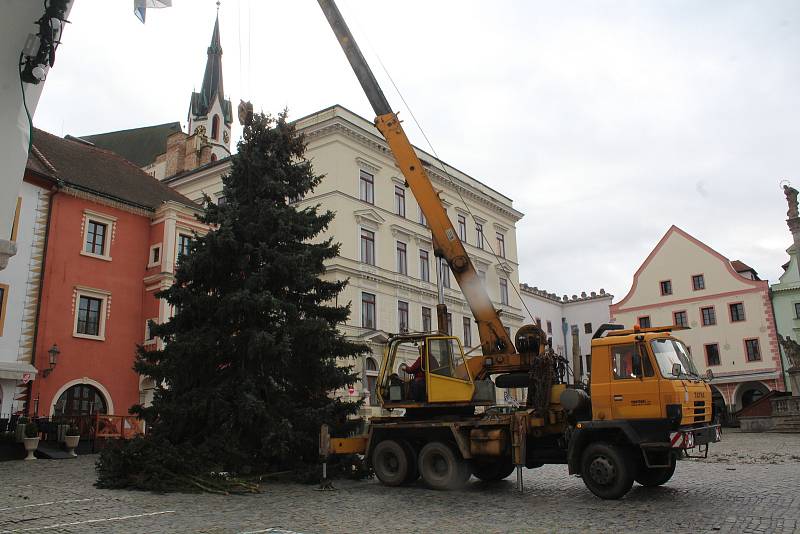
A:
165;105;526;414
0;177;51;416
519;284;613;383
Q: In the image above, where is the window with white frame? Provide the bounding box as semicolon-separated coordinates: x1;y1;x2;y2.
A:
395;186;406;217
148;244;161;267
457;214;467;241
419;249;430;282
361;229;375;265
496;232;506;257
462;317;472;347
476;223;484;249
419;207;427;227
499;277;509;305
73;288;110;340
396;241;408;275
177;233;192;261
81;211;116;260
360;170;374;204
144;319;157;344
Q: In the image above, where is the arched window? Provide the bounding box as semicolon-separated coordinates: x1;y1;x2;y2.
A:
210;153;218;162
365;357;379;406
54;384;108;416
211;115;220;140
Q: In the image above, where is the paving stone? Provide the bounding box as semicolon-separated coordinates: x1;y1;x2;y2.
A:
0;429;798;533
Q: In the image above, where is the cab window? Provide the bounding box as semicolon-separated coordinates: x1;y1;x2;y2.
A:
427;338;469;381
612;344;654;379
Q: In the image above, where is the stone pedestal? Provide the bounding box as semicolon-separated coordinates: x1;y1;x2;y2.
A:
788;368;800;396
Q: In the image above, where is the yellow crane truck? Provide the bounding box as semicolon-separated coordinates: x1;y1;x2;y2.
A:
316;0;721;499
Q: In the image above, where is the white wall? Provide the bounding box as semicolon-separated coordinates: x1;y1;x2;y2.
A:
0;180;47;415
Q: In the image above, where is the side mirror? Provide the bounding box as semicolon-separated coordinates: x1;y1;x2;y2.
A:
706;368;714;381
671;362;682;377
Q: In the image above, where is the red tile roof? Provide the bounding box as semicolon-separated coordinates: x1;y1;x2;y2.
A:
27;128;197;211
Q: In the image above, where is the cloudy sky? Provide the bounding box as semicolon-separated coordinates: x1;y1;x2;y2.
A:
35;0;800;299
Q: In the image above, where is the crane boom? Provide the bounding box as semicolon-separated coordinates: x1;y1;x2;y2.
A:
317;0;515;356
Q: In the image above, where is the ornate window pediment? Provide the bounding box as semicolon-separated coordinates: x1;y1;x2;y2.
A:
354;209;386;230
356;157;382;174
495;262;514;275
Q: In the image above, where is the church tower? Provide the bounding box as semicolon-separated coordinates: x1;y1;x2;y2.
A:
188;13;232;161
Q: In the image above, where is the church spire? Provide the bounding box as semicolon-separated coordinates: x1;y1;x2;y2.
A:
188;9;233;158
199;14;224;112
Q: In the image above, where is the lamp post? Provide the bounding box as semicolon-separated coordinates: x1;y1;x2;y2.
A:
42;343;59;377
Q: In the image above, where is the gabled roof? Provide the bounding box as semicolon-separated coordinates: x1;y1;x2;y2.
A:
28;128;198;211
731;260;759;279
611;225;764;312
77;122;182;167
190;15;233;124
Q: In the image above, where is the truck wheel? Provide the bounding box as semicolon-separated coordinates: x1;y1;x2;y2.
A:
472;459;515;482
400;440;419;483
635;456;676;487
580;442;634;500
372;440;410;486
418;441;470;490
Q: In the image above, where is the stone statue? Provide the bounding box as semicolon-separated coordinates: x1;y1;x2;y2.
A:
784;185;799;219
779;335;800;370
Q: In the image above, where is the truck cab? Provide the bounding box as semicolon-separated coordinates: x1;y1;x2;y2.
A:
590;327;712;426
564;324;722;499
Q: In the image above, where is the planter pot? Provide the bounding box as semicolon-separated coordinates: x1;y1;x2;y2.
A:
23;437;39;461
14;424;26;443
64;435;80;457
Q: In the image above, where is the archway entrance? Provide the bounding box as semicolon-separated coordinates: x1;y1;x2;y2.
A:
736;381;770;411
54;384;108;416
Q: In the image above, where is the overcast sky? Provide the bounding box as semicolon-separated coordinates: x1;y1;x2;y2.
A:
35;0;800;300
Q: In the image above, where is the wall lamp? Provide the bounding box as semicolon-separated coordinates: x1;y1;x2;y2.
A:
42;343;60;377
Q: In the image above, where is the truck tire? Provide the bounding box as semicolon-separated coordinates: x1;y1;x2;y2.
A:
472;459;515;482
418;441;471;490
400;440;420;483
580;442;634;500
372;440;411;486
635;456;676;487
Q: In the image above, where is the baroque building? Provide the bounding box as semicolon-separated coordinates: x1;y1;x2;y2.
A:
611;225;783;422
165;105;526;415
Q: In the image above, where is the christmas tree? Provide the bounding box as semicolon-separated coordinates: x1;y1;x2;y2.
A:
97;111;366;492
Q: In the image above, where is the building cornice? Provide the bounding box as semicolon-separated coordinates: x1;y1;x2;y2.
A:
520;282;613;304
300;112;523;222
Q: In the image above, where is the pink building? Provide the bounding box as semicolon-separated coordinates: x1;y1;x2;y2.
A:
611;226;783;422
23;129;203;418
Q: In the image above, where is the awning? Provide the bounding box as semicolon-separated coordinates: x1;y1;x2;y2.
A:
0;362;38;381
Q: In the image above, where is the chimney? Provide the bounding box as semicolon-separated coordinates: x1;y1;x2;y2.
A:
165;131;189;177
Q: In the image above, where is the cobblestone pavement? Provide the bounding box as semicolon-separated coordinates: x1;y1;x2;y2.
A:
1;430;799;533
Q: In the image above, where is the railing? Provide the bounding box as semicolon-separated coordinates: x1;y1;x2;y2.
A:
772;396;800;416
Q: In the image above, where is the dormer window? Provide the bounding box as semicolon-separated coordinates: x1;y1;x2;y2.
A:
211;114;220;140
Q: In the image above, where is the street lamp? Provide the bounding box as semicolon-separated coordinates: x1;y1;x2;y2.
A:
42;343;59;377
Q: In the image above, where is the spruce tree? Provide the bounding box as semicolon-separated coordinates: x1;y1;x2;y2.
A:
97;111;366;492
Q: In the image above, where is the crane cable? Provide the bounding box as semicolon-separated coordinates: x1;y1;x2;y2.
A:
343;3;536;325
